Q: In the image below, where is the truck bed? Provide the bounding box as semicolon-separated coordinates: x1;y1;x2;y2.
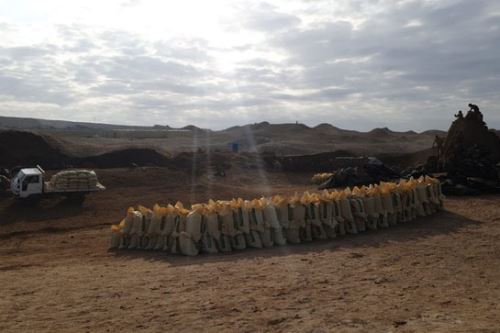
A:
44;182;106;193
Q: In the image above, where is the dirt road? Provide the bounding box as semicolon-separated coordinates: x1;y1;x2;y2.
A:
1;168;499;332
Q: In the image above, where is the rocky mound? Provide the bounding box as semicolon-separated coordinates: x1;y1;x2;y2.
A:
0;130;69;168
438;105;500;194
443;109;500;164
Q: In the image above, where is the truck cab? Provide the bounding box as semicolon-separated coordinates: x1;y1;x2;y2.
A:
10;166;44;198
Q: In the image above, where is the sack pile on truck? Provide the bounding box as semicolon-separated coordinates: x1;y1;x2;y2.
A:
311;172;335;184
109;176;444;256
49;170;98;191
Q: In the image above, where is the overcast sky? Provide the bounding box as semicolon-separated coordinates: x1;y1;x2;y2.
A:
0;0;499;131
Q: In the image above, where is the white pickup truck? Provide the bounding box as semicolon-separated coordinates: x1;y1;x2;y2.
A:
10;165;105;200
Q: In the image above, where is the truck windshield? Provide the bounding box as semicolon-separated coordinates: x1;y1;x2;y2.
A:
13;171;24;185
25;175;40;183
21;174;40;191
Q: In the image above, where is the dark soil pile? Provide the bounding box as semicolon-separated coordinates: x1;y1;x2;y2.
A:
77;149;221;175
377;148;435;170
0;130;69;169
77;148;172;168
318;162;400;189
277;150;355;172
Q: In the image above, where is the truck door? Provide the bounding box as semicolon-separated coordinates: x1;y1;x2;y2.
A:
20;175;43;198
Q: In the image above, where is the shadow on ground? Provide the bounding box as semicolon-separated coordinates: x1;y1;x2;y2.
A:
0;197;85;225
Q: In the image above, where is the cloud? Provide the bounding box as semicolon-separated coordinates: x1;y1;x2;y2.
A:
0;0;499;131
121;0;141;7
241;2;301;32
253;0;500;129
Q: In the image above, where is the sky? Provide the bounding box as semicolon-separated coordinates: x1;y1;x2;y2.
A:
0;0;499;131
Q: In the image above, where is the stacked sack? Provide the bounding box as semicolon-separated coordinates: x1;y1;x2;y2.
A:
49;170;98;191
109;176;444;256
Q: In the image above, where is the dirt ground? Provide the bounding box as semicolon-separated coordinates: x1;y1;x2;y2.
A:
1;168;499;332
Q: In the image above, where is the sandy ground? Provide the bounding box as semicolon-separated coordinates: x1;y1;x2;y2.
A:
1;168;499;332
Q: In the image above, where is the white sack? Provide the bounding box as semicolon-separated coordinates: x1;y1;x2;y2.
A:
350;199;367;231
109;232;121;249
200;232;219;254
339;199;357;234
250;208;265;232
275;203;290;229
186;210;203;242
205;212;221;240
260;228;274;248
245;230;263;248
235;207;250;234
230;234;247;250
272;228;287;246
263;205;281;229
178;232;199;256
217;234;232;252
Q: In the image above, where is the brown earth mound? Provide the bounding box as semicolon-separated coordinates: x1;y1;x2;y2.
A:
77;148;172;168
0;130;70;169
78;149;234;175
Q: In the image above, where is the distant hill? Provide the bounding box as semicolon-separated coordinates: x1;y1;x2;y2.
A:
0;115;212;132
0;115;458;135
181;125;207;132
0;115;142;130
0;115;472;157
368;127;393;137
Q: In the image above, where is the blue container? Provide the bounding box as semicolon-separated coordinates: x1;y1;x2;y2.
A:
229;143;239;153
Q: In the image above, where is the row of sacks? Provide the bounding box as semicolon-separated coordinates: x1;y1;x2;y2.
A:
109;176;444;256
